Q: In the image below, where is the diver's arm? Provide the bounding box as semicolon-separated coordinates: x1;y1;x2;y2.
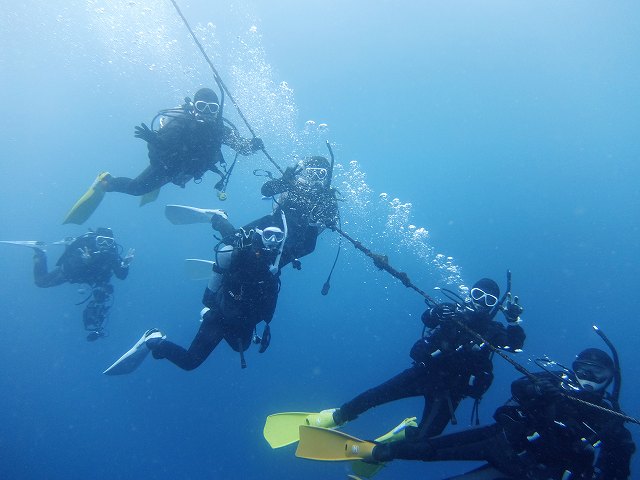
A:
505;324;525;350
261;178;289;197
221;125;254;155
261;165;301;197
511;374;547;403
312;195;339;228
421;302;458;329
112;259;129;280
511;372;564;410
594;424;635;479
489;321;525;352
210;215;237;240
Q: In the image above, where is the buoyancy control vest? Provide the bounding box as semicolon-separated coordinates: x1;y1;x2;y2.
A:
213;242;281;329
57;234;117;285
149;107;225;183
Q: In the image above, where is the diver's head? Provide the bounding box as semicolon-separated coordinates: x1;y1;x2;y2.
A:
295;156;331;190
572;348;615;393
193;87;220;122
469;278;500;313
94;227;116;253
255;226;285;251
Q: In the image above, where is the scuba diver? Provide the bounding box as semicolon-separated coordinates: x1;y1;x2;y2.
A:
32;227;134;340
103;215;287;375
164;152;340;273
266;277;525;449
63;87;264;224
200;153;339;280
260;155;339;265
318;347;635;480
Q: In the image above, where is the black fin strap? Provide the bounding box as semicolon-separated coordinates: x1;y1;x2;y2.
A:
471;399;481;426
238;338;247;369
446;392;458;425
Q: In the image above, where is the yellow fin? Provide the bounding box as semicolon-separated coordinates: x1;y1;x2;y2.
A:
296;426;375;462
63;172;110;225
263;412;315;449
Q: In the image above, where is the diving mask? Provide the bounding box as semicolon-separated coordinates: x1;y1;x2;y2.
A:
297;167;328;187
194;100;220;115
573;361;613;391
470;287;499;308
256;226;285;250
95;235;115;251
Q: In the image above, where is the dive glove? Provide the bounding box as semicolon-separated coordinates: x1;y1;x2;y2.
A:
305;409;339;428
502;293;524;323
209;210;229;231
282;165;302;185
134;123;157;144
421;303;456;328
250;137;264;152
533;378;562;400
257;324;271;353
121;248;135;268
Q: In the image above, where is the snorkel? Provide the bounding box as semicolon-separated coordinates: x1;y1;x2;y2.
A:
325;140;335;187
269;210;287;275
593;325;622;409
534;327;621;402
217;84;225;120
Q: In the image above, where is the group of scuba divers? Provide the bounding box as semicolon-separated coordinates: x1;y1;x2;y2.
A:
4;85;637;480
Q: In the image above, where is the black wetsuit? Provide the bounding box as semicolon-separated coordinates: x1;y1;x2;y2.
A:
152;240;280;370
107;109;255;196
33;233;129;334
33;234;129;288
336;306;525;439
374;371;635;480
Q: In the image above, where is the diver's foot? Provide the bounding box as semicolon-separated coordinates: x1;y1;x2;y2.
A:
306;408;339;428
143;328;166;350
209;209;229;231
371;444;391;463
96;171;112;191
210;209;228;220
332;408;346;426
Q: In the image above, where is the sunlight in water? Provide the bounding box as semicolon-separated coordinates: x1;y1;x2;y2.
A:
83;1;465;293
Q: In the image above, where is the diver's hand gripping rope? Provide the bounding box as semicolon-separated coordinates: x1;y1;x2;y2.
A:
168;0;283;174
333;225;640;426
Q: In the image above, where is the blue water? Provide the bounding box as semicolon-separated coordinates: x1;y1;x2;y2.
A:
1;1;639;479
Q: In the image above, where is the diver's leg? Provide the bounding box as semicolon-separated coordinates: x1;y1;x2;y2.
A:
408;394;461;440
211;215;237;239
105;165;170;196
336;366;425;423
374;423;525;477
152;309;224;370
33;251;66;287
444;464;515;480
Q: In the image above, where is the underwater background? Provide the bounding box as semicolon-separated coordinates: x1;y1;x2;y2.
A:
1;1;639;479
